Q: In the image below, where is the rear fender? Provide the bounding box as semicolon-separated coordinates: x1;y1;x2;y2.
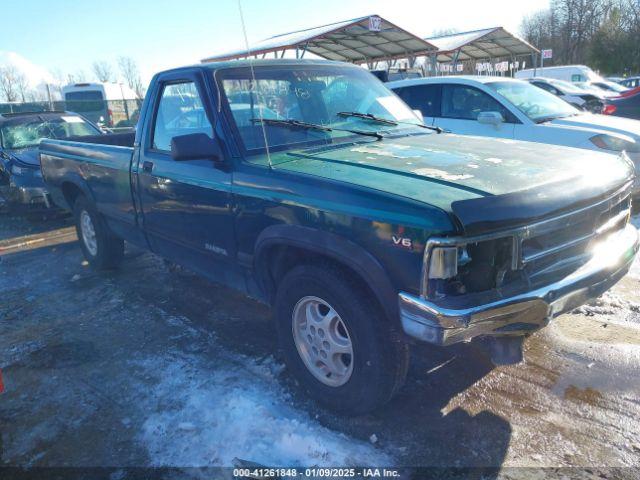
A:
57;173;97;211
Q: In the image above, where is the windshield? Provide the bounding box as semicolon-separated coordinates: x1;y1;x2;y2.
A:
488;81;579;122
217;64;424;153
0;115;100;149
548;78;587;94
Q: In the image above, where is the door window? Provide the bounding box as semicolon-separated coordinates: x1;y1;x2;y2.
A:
441;85;513;122
394;84;441;117
152;81;213;151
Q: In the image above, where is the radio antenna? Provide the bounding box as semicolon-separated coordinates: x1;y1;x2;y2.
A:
237;0;273;169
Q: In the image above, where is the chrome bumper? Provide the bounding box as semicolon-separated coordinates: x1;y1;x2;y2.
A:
399;224;639;346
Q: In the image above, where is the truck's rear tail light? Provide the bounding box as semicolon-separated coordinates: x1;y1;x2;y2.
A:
602;104;617;115
428;247;458;279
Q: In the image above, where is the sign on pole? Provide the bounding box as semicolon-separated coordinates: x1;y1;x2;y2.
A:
541;49;553;59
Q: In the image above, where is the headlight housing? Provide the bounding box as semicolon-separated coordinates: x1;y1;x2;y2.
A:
590;134;640;153
423;238;514;299
428;247;459;279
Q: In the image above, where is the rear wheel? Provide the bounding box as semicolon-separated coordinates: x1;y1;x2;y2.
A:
275;263;409;414
73;196;124;269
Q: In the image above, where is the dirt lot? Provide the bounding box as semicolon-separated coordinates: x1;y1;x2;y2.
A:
1;213;640;478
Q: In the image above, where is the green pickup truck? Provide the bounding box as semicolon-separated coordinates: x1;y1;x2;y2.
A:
40;60;638;413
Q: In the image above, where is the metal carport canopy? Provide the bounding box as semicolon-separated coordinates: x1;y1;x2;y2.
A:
201;15;437;64
425;27;539;62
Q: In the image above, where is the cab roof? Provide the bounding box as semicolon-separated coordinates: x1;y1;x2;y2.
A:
157;58;355;77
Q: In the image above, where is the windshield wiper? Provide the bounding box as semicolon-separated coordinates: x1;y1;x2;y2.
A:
337;111;444;134
251;118;383;140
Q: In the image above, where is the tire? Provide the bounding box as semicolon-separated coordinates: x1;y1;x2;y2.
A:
73;195;124;270
275;263;409;414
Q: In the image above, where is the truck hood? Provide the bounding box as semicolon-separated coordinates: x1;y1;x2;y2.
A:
274;133;634;232
549;113;640;140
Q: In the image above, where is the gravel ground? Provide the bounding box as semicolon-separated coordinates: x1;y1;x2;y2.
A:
1;213;639;478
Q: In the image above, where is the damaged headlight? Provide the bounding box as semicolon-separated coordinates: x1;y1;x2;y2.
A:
428;246;472;279
423;238;515;298
428;247;458;279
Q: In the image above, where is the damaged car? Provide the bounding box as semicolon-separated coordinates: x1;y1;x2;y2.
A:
0;111;102;210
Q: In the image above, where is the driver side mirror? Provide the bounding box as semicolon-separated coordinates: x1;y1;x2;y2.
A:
171;133;222;162
477;111;504;126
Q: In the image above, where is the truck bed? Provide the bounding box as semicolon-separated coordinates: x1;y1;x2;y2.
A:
39;134;137;227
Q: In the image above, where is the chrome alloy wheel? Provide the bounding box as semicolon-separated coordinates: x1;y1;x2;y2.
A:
291;296;354;387
80;210;98;256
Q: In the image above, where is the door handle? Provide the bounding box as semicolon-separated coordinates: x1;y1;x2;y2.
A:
142;161;154;173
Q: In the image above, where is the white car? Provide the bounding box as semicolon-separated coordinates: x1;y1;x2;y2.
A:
587;80;629;96
387;76;640;195
526;77;605;112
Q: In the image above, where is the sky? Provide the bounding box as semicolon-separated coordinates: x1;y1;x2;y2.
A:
0;0;550;86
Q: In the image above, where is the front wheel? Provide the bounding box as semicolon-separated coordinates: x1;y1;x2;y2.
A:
73;196;124;269
275;263;409;414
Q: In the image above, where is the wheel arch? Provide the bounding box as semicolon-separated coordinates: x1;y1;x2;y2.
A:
254;224;399;324
59;175;95;210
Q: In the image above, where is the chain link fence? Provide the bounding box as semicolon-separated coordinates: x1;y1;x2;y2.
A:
0;100;142;130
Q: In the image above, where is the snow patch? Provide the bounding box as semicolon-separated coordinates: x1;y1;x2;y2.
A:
135;352;391;467
572;291;640;319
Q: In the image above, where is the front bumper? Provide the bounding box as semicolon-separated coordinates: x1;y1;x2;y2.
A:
399;224;639;346
3;175;53;209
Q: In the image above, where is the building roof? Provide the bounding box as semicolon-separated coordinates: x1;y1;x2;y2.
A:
202;15;437;64
426;27;539;62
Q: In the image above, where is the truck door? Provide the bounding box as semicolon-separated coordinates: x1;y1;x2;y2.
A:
135;71;242;288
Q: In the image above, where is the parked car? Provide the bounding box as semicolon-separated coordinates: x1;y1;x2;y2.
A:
605;90;640;120
370;68;423;83
61;82;138;128
587;80;629;96
40;60;639;414
388;76;640;196
620;77;640;89
0;111;102;210
525;77;605;112
515;65;601;83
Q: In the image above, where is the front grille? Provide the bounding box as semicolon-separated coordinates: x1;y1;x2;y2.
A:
517;185;631;287
422;182;633;300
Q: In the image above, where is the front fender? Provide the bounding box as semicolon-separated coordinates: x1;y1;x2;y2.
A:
254;224;400;324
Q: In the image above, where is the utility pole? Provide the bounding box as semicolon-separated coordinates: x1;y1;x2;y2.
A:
45;84;53;111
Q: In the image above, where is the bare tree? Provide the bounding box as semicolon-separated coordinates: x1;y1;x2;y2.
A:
92;61;114;82
117;56;145;99
15;72;30;102
521;0;639;73
0;65;20;102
